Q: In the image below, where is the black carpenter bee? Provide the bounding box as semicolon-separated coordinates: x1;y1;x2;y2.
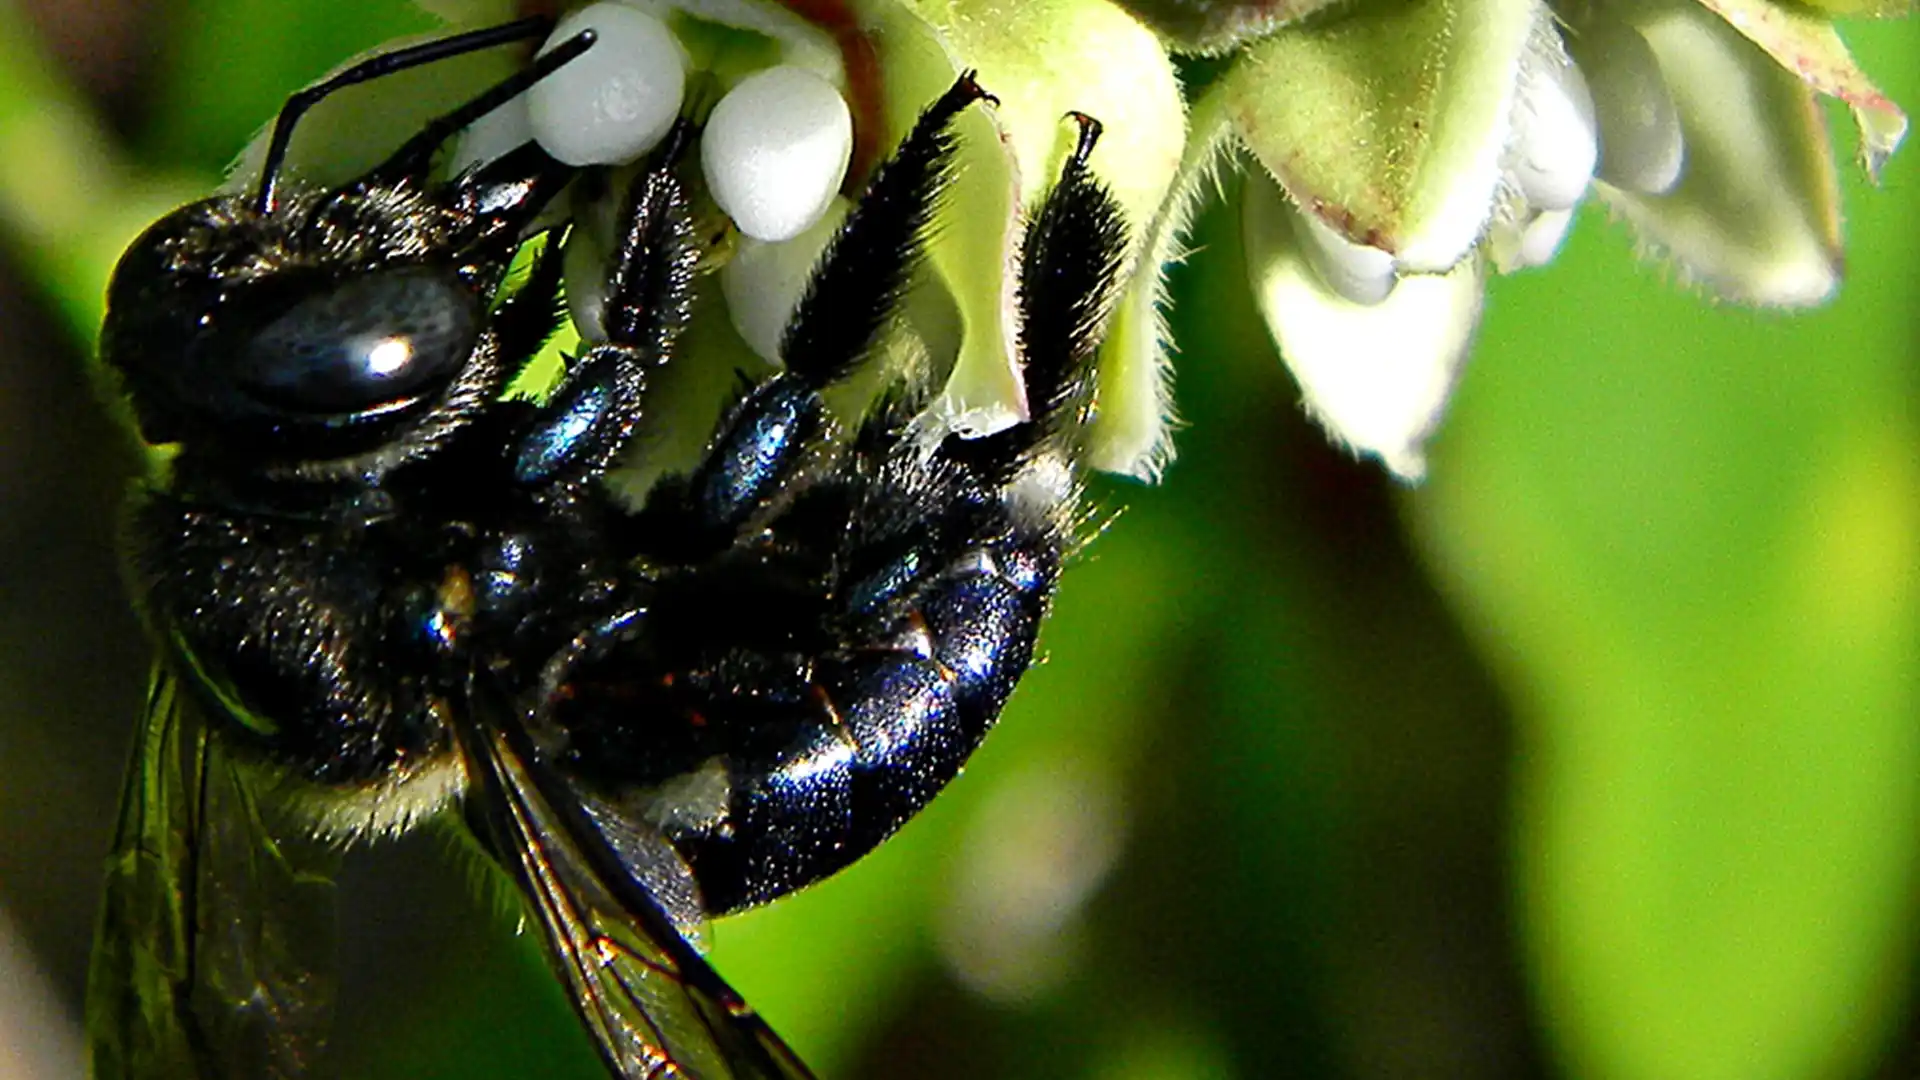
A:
86;14;1128;1079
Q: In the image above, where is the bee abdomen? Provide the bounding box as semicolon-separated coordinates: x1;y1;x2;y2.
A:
676;532;1060;913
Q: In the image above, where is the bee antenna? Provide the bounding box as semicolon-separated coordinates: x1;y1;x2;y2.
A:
254;16;564;215
364;27;598;193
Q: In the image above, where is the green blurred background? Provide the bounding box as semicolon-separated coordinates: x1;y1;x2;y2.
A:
0;2;1913;1077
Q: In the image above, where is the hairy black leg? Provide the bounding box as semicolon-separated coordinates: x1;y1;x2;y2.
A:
779;72;994;382
488;228;570;366
1013;114;1129;443
835;112;1128;652
603;121;699;347
956;111;1129;482
510;144;698;493
634;74;994;556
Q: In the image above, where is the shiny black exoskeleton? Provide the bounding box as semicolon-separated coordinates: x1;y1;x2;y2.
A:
91;17;1128;1080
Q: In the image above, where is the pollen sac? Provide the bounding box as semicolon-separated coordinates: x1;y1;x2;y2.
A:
701;64;853;243
529;2;687;167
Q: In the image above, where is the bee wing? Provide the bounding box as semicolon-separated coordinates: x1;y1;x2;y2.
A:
87;668;340;1080
457;693;815;1080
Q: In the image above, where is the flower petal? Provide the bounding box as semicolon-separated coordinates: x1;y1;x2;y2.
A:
1084;94;1229;479
1507;30;1598;213
643;0;845;77
1243;166;1485;481
1688;0;1907;179
1596;0;1843;307
1567;15;1685;196
903;0;1188;442
1220;0;1540;272
1106;0;1351;53
909;0;1185;225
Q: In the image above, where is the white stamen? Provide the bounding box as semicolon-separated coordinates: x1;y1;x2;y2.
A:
529;3;686;167
1576;21;1686;195
702;64;853;243
1295;209;1398;306
1511;45;1599;211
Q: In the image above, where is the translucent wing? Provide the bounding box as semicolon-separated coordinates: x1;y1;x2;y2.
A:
457;686;815;1080
87;668;340;1080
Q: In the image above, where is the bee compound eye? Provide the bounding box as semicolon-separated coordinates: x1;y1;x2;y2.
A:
236;269;481;415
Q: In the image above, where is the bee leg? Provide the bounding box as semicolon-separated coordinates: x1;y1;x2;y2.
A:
571;115;1132;912
986;111;1127;464
776;72;994;387
508;145;699;494
489;227;570;367
628;74;994;558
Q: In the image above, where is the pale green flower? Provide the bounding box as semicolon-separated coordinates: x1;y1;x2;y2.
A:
415;0;1904;481
1159;0;1906;477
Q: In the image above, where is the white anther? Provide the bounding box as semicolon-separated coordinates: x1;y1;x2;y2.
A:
721;197;849;361
528;3;686;167
1295;209;1398;306
702;65;853;243
1511;45;1599;212
1576;21;1686;195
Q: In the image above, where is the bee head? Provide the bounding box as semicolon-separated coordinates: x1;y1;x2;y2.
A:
99;20;596;478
